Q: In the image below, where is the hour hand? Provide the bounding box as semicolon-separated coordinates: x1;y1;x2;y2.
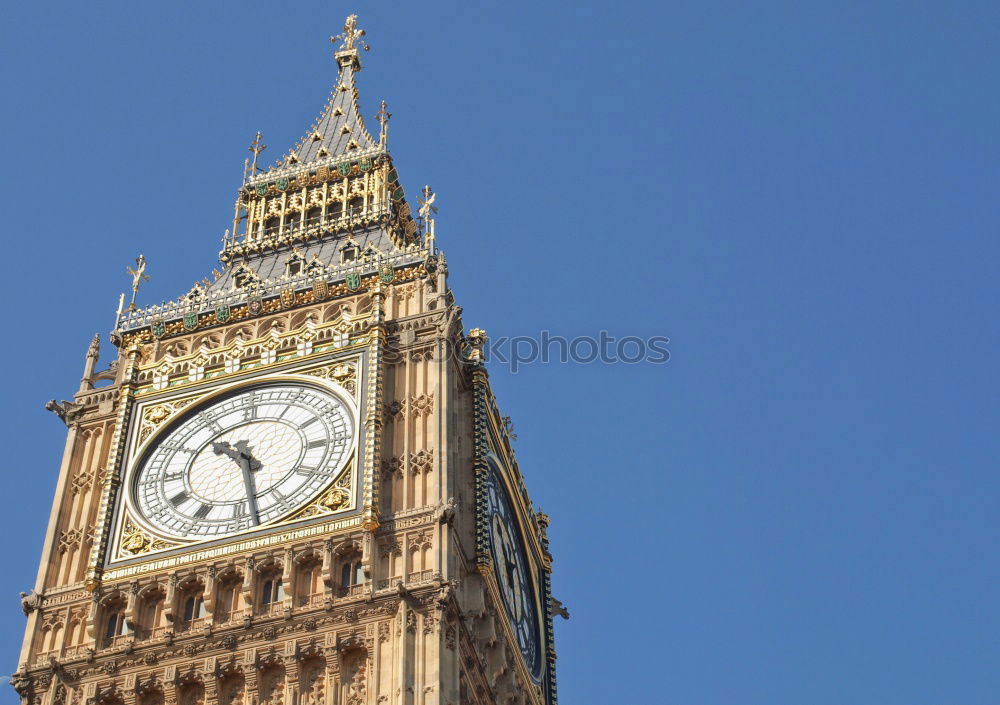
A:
232;440;263;472
212;440;240;461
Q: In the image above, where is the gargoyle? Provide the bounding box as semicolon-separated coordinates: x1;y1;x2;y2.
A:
551;598;570;620
435;497;457;526
45;400;84;426
19;590;41;616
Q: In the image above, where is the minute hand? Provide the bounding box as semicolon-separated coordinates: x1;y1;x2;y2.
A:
238;455;262;525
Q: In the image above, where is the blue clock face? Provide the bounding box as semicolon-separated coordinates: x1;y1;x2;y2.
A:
484;462;542;682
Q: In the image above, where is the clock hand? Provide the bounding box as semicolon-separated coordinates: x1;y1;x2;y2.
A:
211;440;241;462
213;440;261;525
233;439;263;472
237;454;261;526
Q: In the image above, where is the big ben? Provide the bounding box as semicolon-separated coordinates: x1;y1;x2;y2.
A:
13;15;559;705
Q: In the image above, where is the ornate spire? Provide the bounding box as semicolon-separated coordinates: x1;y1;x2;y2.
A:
265;14;378;172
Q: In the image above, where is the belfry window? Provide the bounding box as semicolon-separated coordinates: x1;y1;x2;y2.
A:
182;595;205;622
261;577;284;605
104;609;127;640
341;560;363;588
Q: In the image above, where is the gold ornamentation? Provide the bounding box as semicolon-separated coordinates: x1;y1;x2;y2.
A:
304;361;359;396
137;397;195;443
332;363;355;383
287;481;353;521
319;488;350;510
332;14;369;53
119;517;172;557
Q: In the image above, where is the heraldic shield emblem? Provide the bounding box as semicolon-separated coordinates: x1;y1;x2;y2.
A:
345;272;361;291
280;288;295;308
313;280;329;300
379;264;394;283
215;304;231;323
248;295;263;316
151;317;166;338
183;312;199;331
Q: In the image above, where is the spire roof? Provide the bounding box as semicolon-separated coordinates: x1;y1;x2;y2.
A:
257;15;380;179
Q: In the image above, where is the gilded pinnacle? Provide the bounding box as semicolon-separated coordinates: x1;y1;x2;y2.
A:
332;14;369;53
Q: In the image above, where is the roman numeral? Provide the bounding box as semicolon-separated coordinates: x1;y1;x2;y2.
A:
193;504;212;519
232;503;247;518
169;491;189;507
198;412;223;432
307;439;327;450
300;416;319;429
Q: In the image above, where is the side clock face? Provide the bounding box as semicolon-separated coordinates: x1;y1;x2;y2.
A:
132;382;355;540
485;461;542;682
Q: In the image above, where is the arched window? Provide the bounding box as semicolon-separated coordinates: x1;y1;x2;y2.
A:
103;605;127;642
306;207;321;226
337;550;364;596
347;196;363;216
135;588;165;641
214;574;242;624
287;212;302;231
176;581;205;632
296;557;324;606
258;567;285;614
327;201;343;221
183;594;205;622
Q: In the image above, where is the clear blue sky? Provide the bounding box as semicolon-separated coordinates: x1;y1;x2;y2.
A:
2;2;998;703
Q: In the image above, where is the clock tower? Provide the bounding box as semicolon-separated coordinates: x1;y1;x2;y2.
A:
13;15;559;705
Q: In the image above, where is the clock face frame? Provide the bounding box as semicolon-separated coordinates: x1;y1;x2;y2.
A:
126;378;357;542
484;458;543;683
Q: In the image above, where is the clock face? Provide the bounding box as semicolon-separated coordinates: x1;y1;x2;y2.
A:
132;382;355;540
484;461;542;682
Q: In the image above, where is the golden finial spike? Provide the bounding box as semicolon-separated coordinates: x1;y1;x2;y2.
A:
248;131;266;174
332;14;369;53
125;254;150;312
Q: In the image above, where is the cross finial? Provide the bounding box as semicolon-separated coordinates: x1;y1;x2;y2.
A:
332;14;369;53
125;254;150;312
248;131;266;174
376;100;392;146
